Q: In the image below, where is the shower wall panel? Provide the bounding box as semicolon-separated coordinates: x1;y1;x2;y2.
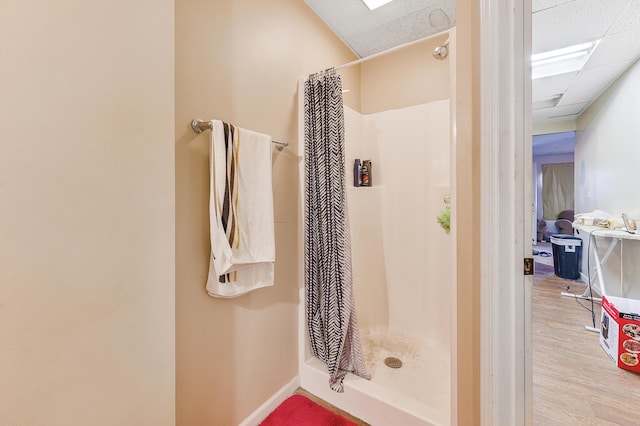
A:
345;101;451;350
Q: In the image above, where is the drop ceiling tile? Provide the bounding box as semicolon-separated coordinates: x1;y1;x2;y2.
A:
533;107;553;123
532;0;627;54
304;0;456;57
550;103;589;118
532;72;579;99
559;60;633;105
609;0;640;34
305;0;375;36
532;0;577;14
346;24;414;57
586;29;640;68
345;4;454;56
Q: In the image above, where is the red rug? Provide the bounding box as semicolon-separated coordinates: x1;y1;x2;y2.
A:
260;394;358;426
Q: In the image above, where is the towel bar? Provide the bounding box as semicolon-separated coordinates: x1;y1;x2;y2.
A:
191;119;289;151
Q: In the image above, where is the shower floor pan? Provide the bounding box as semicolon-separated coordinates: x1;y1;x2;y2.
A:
300;330;450;425
361;331;450;413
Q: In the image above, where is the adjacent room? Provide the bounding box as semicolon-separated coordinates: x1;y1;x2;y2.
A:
531;1;640;424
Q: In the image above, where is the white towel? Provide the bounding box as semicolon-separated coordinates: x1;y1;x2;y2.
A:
206;120;275;298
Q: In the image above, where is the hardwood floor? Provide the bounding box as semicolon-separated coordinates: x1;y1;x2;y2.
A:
533;262;640;425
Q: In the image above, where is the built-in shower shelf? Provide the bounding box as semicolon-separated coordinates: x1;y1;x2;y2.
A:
348;185;387;189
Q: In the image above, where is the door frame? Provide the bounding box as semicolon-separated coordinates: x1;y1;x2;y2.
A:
479;0;532;424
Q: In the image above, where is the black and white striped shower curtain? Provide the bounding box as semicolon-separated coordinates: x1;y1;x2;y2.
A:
304;69;369;392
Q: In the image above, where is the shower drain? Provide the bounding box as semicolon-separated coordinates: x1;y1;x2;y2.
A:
384;356;403;369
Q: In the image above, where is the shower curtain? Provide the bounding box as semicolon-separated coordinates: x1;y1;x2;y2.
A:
303;69;369;392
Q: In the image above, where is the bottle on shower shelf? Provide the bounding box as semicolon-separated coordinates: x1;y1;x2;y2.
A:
361;160;371;186
353;159;361;187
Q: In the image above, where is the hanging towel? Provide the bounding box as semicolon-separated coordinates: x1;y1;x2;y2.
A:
206;120;275;298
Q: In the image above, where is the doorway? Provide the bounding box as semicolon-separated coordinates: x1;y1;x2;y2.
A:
529;0;640;423
479;0;640;424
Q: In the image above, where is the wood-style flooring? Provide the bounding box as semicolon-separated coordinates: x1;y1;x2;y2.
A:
533;261;640;425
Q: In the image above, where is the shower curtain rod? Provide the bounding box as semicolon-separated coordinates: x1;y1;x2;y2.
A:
335;28;451;71
190;119;289;150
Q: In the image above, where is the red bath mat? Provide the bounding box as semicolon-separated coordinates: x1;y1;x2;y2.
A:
260;394;358;426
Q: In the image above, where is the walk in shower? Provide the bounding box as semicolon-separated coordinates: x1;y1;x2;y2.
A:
298;31;455;426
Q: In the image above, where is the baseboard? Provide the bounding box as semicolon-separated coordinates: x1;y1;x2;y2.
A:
238;376;300;426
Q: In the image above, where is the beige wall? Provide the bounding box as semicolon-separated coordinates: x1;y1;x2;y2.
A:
533;119;577;136
175;1;358;424
360;35;450;114
0;0;483;424
0;1;175;425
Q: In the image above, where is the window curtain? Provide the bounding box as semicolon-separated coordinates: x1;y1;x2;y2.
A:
542;162;574;220
303;69;369;392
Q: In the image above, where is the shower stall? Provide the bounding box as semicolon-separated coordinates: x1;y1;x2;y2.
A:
298;31;454;426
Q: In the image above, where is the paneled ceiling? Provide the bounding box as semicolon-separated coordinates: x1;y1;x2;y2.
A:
532;0;640;124
304;0;456;58
304;0;640;127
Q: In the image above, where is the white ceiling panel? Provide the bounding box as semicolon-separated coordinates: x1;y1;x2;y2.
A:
532;0;628;54
550;103;589;118
532;72;578;99
304;0;456;58
585;29;640;68
532;0;577;14
346;24;415;57
533;108;554;122
531;0;639;124
345;7;449;56
609;0;640;34
559;61;633;105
